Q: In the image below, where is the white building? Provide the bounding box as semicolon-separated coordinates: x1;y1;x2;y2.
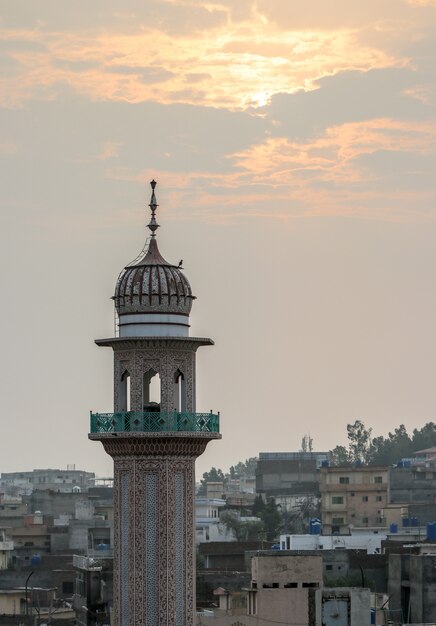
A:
279;530;387;554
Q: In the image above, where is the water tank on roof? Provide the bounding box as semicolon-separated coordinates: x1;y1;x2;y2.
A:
97;543;109;550
411;517;419;527
31;554;41;566
402;517;410;527
390;523;398;534
427;522;436;541
309;518;322;535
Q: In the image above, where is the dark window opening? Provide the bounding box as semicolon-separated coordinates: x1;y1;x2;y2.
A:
302;582;319;588
284;582;298;588
62;581;74;594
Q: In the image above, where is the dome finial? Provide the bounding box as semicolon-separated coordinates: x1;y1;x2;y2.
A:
147;179;159;237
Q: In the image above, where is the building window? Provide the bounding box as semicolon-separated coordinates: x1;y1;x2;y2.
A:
339;477;350;484
374;476;383;483
376;496;382;502
173;369;187;412
362;517;369;524
325;565;333;571
62;581;74;594
332;517;344;525
302;582;319;588
284;582;298;588
362;496;368;502
331;496;344;504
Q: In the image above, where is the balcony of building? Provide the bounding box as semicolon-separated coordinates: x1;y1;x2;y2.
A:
90;411;220;434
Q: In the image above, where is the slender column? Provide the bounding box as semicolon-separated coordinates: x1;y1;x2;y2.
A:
94;433;219;626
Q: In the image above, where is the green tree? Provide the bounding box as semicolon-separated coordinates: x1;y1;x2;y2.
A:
347;420;372;463
197;467;225;495
329;421;372;465
259;498;281;541
411;422;436;452
368;425;412;465
231;457;258;478
220;510;265;541
252;494;266;517
329;445;350;466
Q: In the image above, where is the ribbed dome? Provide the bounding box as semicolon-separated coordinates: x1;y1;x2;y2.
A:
114;238;194;316
114;180;194;338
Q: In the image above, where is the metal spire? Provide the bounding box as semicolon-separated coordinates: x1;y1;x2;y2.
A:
147;179;160;237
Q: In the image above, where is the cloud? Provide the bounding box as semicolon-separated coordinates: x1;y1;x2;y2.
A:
0;8;399;109
264;68;434;140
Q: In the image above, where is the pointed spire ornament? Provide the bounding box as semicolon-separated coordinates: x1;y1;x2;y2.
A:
147;179;160;237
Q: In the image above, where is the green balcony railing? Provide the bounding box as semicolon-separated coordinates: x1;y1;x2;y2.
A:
90;411;220;434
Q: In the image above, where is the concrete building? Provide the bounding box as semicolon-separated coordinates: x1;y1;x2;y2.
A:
256;452;327;508
388;549;436;623
246;553;323;623
0;468;95;495
195;497;229;544
73;553;113;626
319;465;388;534
389;460;436;505
198;552;371;626
89;181;221;625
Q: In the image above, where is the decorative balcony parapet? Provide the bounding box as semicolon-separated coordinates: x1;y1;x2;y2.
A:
90;411;220;434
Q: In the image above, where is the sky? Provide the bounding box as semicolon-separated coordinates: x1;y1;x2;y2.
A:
1;0;436;479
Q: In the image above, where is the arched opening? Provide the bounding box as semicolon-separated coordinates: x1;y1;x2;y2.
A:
143;369;161;411
119;370;131;412
173;369;186;412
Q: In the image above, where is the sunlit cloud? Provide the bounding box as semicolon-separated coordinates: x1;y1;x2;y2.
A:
0;13;399;110
231;118;436;182
104;117;436;223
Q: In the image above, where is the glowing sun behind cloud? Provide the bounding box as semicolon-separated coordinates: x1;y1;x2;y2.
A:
1;17;399;110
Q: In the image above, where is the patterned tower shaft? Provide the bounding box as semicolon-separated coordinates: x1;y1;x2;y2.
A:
99;436;211;626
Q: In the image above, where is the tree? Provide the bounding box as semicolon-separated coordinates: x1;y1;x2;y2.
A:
347;420;372;464
259;498;281;541
279;495;321;535
220;511;265;541
330;445;350;466
330;420;436;468
368;425;412;465
197;467;225;495
231;457;258;478
252;495;266;517
329;421;372;465
411;422;436;452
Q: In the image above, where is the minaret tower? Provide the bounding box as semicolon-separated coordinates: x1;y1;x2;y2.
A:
89;181;221;626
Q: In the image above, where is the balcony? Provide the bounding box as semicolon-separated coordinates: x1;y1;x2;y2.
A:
90;411;220;434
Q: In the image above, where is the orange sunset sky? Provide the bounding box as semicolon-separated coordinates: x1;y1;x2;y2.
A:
1;0;436;477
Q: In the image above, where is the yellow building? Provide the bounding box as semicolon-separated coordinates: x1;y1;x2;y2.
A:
319;465;388;534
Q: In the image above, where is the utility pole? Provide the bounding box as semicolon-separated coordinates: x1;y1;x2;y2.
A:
25;570;34;626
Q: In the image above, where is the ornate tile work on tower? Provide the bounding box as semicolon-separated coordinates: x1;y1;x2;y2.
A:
120;472;130;626
175;472;185;626
145;473;158;626
113;349;196;412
